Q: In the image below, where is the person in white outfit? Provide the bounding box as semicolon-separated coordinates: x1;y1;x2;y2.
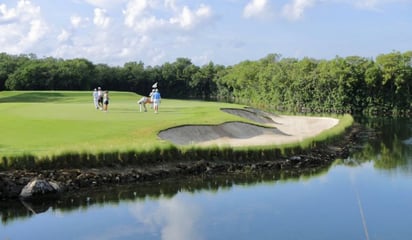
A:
93;88;99;109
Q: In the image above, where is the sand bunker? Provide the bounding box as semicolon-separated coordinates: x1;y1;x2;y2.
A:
158;108;339;147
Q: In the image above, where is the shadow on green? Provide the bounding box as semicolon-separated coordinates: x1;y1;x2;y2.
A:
0;92;66;103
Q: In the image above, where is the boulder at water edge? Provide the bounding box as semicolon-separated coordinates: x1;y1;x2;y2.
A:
19;178;61;199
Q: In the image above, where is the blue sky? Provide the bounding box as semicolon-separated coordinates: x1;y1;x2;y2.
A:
0;0;411;67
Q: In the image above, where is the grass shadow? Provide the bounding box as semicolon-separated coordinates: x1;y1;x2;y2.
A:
0;92;65;103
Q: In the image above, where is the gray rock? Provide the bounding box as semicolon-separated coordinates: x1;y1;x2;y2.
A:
290;156;301;161
19;178;61;199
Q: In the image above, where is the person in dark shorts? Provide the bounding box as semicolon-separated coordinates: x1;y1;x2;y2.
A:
97;87;103;110
103;90;109;112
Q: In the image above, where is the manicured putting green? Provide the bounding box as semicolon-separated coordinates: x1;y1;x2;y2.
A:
0;91;246;158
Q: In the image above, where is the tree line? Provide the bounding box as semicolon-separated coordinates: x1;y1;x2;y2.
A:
0;54;219;100
1;51;411;115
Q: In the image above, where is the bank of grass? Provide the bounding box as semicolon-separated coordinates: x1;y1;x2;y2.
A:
0;91;353;170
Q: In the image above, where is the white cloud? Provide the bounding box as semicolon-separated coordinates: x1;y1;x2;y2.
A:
27;19;48;42
243;0;273;19
170;4;212;29
129;196;202;240
0;0;49;53
70;15;83;28
0;3;18;23
123;0;213;33
2;0;407;68
282;0;316;21
123;0;152;28
57;29;71;42
1;0;216;66
93;8;110;28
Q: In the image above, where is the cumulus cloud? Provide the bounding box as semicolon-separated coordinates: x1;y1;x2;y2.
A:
243;0;273;19
0;0;49;53
122;0;213;33
123;0;152;28
282;0;316;21
93;8;110;28
0;3;18;23
27;19;48;42
170;4;212;29
4;0;404;68
70;15;84;28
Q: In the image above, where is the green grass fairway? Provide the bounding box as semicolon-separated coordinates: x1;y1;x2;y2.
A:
0;91;247;158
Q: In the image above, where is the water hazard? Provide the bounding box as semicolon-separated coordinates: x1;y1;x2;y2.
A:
2;117;412;240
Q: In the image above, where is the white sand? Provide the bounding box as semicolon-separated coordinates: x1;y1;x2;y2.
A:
158;108;339;147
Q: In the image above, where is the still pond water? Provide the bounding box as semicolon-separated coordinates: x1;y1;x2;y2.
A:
2;117;412;240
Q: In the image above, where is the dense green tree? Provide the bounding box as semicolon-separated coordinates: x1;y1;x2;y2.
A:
376;51;412;112
174;58;199;98
218;60;261;105
93;64;122;91
160;58;198;98
6;60;49;90
121;61;146;92
0;53;31;90
1;50;411;115
190;62;219;100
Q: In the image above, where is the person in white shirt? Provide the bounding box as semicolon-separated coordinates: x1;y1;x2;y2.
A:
97;87;103;109
93;88;99;109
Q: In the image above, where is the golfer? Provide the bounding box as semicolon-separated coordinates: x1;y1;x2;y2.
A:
151;89;161;113
97;87;103;109
93;88;99;109
103;90;109;112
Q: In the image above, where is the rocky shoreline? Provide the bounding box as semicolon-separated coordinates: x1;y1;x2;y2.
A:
0;124;367;201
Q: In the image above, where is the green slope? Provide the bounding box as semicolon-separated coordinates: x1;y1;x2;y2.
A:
0;91;246;158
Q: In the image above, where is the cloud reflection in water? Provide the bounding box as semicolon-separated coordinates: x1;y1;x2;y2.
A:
129;193;203;240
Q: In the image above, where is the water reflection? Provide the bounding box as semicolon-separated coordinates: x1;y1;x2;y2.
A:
347;117;412;173
0;167;331;225
0;119;412;240
129;195;202;240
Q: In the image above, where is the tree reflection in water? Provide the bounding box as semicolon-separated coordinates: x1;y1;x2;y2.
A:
1;164;332;225
3;117;412;226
